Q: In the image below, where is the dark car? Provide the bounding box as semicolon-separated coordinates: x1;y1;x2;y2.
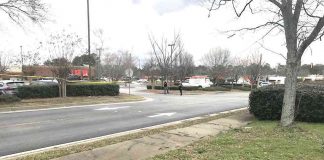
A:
67;74;81;80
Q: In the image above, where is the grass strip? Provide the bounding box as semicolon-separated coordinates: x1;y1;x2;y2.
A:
151;120;324;160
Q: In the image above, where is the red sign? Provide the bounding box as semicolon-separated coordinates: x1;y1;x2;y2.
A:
71;69;88;77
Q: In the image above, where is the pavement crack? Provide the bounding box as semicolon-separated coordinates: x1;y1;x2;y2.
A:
164;132;196;138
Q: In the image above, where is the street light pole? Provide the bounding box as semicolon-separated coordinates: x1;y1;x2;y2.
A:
87;0;91;80
20;45;24;80
168;43;175;83
20;45;23;68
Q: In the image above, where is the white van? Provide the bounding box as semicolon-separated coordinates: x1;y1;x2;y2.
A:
182;76;212;88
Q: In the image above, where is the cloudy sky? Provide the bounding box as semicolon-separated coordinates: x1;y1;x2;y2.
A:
1;0;323;67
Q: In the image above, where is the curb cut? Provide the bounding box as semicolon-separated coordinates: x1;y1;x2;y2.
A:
0;107;247;160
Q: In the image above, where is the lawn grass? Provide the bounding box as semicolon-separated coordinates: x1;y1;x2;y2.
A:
152;121;324;160
0;94;144;112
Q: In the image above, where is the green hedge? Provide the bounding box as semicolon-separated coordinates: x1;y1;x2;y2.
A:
67;83;119;96
249;84;324;122
17;84;119;99
146;85;199;91
0;95;21;103
222;85;255;91
202;87;231;91
17;85;59;99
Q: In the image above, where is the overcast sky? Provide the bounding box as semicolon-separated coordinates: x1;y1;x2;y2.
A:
1;0;323;67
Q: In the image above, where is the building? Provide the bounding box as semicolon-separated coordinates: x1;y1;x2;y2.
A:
268;76;286;84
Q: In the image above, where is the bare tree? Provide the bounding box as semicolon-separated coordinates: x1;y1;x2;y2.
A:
149;32;184;82
207;0;324;127
45;31;82;97
142;57;160;88
201;47;231;85
246;53;265;89
93;29;106;79
0;52;12;73
102;50;136;81
0;0;47;26
175;52;195;81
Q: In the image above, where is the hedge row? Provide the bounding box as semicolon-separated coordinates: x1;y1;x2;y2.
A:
67;83;119;96
17;85;59;99
221;85;253;91
147;85;231;91
146;85;199;91
17;84;119;99
201;86;231;91
249;84;324;122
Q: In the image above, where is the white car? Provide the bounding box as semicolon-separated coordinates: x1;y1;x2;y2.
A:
259;82;272;87
182;78;211;88
0;80;25;95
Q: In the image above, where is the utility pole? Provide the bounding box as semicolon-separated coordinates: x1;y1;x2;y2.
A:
20;45;24;81
87;0;91;80
20;46;23;68
129;53;132;95
168;43;175;83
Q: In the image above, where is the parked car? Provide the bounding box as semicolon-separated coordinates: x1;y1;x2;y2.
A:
30;81;58;86
0;80;25;95
137;79;148;83
259;81;272;87
67;74;81;80
182;76;212;88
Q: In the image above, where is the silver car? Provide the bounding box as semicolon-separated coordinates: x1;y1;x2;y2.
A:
0;81;25;95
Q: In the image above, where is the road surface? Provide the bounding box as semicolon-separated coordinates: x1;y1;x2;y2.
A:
0;86;249;157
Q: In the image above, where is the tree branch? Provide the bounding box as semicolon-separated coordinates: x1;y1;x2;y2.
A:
298;16;324;59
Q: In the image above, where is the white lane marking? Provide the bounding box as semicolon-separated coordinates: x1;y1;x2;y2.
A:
148;112;176;118
0;98;154;114
95;106;130;111
0;107;247;160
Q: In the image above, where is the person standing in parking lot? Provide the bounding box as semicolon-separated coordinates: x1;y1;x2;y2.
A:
163;81;169;94
178;83;183;96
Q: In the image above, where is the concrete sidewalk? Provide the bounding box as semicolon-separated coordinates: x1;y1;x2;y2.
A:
54;112;253;160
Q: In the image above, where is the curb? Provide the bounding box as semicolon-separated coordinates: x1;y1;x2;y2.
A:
0;107;247;160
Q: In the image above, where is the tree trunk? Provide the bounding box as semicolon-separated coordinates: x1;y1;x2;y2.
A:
58;81;62;97
280;60;299;127
62;80;67;98
257;76;260;88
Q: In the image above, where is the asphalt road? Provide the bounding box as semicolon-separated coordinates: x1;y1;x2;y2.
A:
0;86;249;157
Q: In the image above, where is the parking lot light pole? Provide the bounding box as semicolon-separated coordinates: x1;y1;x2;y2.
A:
87;0;91;80
168;43;175;83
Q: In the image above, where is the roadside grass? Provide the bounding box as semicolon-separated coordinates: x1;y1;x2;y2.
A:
14;110;247;160
0;94;144;112
152;121;324;160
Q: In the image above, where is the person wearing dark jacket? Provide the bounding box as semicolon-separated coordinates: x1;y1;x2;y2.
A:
163;81;169;94
179;83;183;96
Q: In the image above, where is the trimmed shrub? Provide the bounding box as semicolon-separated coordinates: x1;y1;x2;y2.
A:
0;95;21;103
146;85;199;91
202;87;231;91
67;83;119;96
222;85;255;91
17;85;59;99
183;86;200;91
17;83;119;99
249;84;324;122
